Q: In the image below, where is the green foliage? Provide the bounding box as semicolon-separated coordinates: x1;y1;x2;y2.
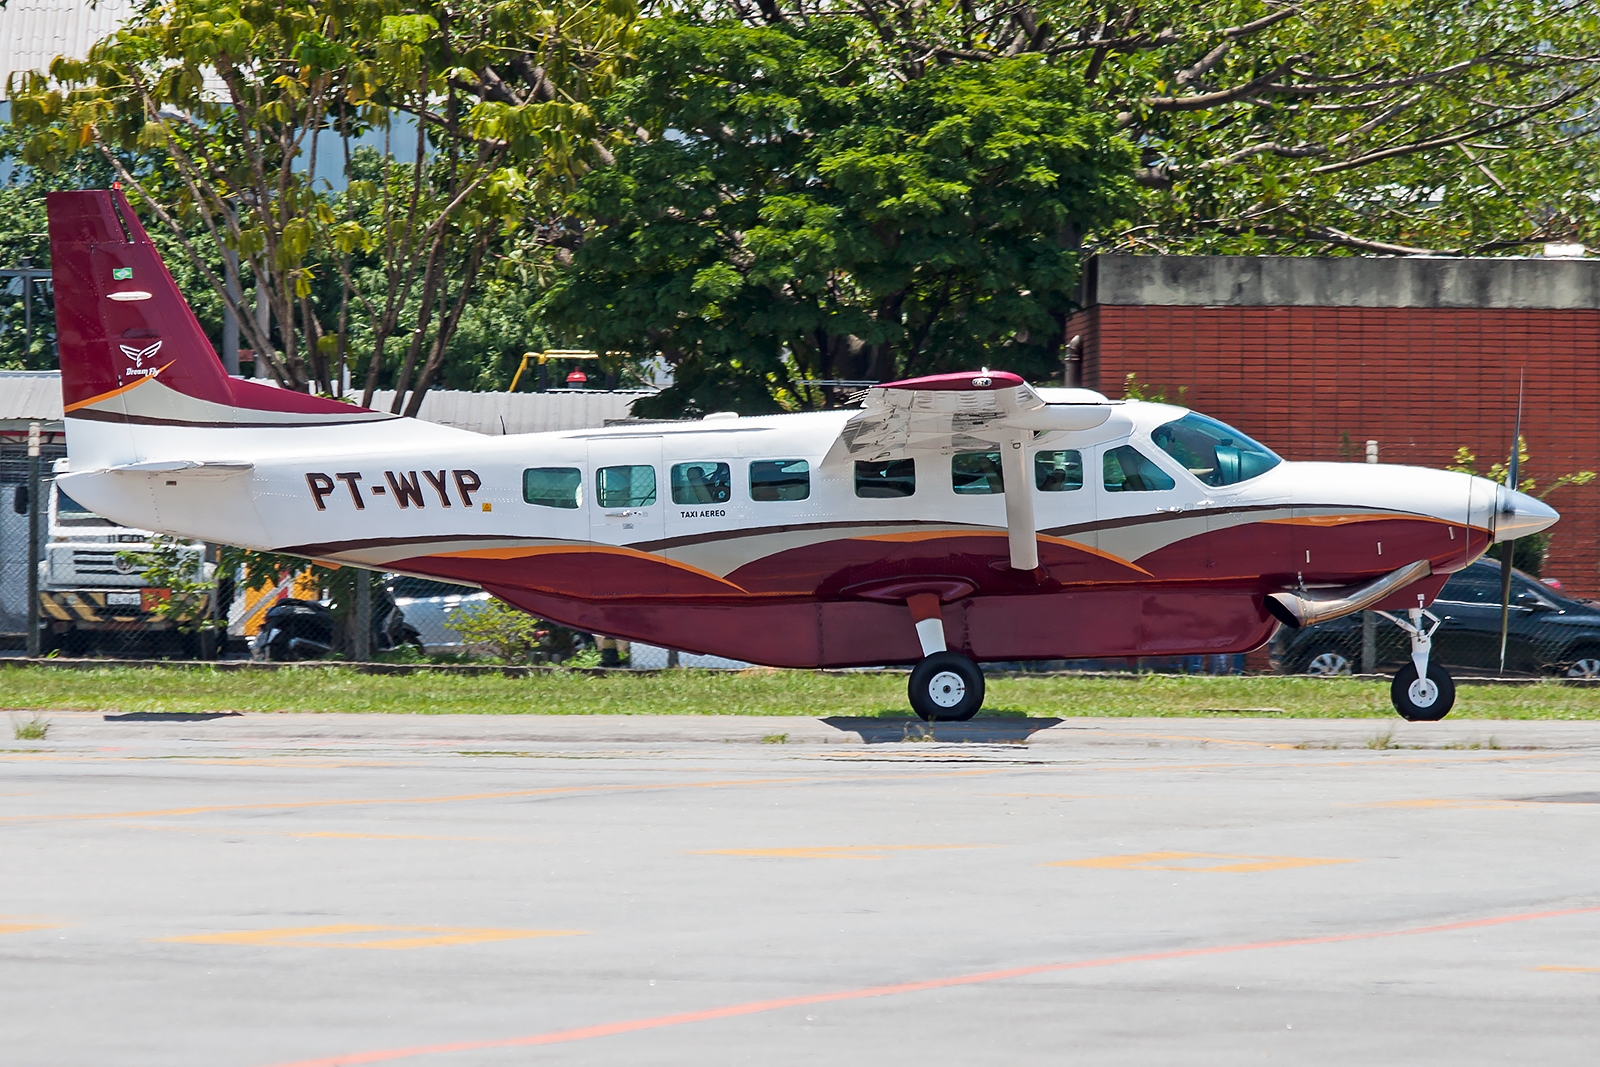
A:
699;1;1600;258
7;0;639;406
445;597;590;664
543;17;1135;415
116;536;220;633
1120;372;1188;404
1449;438;1596;575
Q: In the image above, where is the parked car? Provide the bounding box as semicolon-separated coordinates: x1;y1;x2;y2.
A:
387;576;490;651
1283;559;1600;677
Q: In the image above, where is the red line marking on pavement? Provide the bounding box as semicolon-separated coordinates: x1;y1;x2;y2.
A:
258;904;1600;1067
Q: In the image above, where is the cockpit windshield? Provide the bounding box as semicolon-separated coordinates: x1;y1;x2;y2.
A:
1151;413;1281;487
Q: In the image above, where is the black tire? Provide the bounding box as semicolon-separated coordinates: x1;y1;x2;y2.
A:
1299;642;1354;677
1561;645;1600;679
908;652;985;722
1391;661;1455;721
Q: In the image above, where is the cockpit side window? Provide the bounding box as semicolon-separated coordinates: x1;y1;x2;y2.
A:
1151;413;1281;487
1103;445;1175;492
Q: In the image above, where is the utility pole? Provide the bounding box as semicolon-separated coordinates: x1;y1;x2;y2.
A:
26;422;42;658
1361;439;1379;674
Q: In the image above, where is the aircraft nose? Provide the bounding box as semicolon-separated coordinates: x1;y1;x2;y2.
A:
1494;485;1559;542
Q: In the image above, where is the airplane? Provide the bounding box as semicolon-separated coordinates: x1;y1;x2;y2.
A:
45;188;1560;722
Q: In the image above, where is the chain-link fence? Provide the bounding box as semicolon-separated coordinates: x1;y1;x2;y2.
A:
8;464;1586;675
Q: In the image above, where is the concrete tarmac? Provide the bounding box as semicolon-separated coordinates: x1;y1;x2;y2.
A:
3;711;1599;1065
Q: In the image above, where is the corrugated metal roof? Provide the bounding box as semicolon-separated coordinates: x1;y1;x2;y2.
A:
0;370;64;426
0;0;135;101
366;389;655;435
0;372;653;434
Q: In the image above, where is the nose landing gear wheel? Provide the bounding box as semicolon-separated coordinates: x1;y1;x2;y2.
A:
909;651;985;722
1390;662;1455;721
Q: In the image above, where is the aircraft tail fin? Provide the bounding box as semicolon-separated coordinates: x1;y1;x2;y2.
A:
48;188;392;437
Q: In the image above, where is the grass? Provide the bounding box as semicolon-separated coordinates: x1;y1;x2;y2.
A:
2;664;1600;719
11;715;50;740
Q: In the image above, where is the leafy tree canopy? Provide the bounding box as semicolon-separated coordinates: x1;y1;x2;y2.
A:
543;17;1136;414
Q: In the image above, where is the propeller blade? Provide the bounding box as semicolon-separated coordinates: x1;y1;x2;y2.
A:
1499;542;1514;675
1498;369;1525;676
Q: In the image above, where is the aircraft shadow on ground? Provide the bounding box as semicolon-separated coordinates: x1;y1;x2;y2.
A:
821;716;1064;744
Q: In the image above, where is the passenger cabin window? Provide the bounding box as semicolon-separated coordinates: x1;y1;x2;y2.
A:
1151;413;1281;486
750;460;810;501
1103;446;1175;492
671;462;731;505
951;452;1003;495
1034;450;1083;492
523;467;582;509
596;464;657;508
855;459;916;498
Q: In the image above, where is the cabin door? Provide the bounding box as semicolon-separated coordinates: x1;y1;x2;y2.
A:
587;436;666;548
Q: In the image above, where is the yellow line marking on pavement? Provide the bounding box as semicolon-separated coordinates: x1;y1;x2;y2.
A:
0;776;819;824
695;845;984;860
115;824;524;842
1534;965;1600;973
1049;851;1355;874
0;768;1018;826
289;832;510;841
1093;731;1299;750
0;922;56;935
1365;798;1529;810
163;925;583;950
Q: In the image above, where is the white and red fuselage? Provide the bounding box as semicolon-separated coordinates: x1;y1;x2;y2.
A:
47;189;1557;667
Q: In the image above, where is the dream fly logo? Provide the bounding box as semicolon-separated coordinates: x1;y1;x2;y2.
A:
118;340;163;378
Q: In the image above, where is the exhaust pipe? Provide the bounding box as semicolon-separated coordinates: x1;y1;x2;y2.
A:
1265;559;1433;629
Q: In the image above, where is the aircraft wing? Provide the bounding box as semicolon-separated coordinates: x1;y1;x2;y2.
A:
104;459;255;478
824;371;1115;573
823;371;1112;465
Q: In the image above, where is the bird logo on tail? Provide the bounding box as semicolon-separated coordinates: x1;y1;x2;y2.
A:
118;340;163;368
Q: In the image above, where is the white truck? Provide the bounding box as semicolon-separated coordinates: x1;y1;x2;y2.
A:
37;460;214;656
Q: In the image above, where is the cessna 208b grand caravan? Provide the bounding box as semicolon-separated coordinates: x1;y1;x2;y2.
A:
47;189;1559;721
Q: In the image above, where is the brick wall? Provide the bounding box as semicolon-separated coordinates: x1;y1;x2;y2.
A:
1067;305;1600;596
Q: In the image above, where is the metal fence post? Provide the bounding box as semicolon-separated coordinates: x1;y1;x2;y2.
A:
26;422;41;658
353;568;372;661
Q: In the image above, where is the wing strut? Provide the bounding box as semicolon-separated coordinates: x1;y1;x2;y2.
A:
1001;437;1037;571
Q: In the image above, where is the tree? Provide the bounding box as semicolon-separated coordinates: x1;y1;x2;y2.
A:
9;0;637;409
542;18;1135;415
712;0;1600;257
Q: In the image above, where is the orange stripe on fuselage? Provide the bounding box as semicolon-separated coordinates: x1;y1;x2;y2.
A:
62;362;172;413
1261;513;1471;529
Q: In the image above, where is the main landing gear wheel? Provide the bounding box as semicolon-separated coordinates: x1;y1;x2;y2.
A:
909;652;985;722
1391;662;1455;721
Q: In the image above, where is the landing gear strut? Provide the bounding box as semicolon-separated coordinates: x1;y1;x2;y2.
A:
1377;607;1455;721
905;593;985;721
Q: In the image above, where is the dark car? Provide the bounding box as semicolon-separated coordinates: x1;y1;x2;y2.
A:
1283;559;1600;678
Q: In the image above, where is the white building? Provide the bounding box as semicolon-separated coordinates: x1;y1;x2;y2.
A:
0;0;135;101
